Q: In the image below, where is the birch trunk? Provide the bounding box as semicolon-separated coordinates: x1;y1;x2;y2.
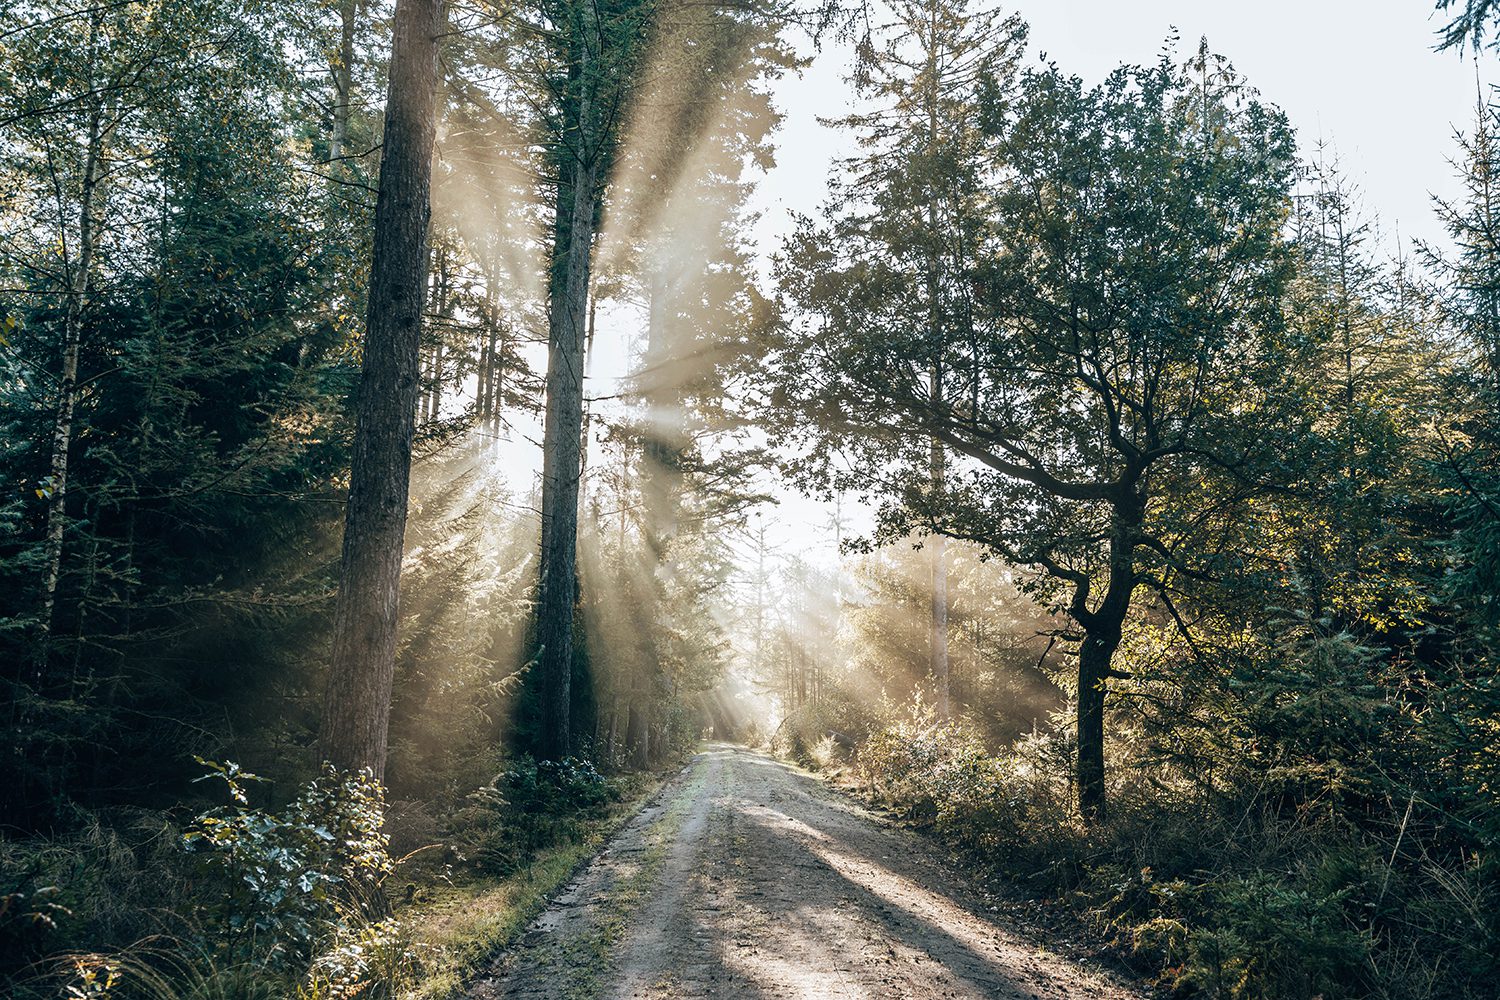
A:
39;103;105;660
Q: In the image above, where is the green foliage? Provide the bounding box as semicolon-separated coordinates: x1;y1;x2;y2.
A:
490;758;613;816
0;811;194;992
181;762;393;969
0;1;1495;998
855;712;1072;852
841;631;1500;999
0;0;364;829
0;763;412;1000
769;693;877;769
1435;0;1500;51
300;915;418;1000
844;542;1064;744
450;757;620;876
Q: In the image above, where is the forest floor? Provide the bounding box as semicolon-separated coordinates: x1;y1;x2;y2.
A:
464;743;1148;1000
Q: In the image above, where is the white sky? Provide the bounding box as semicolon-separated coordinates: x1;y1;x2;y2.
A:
756;1;1487;254
495;1;1491;571
736;0;1490;564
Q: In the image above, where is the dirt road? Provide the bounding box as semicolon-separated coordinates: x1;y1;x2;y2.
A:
468;744;1144;1000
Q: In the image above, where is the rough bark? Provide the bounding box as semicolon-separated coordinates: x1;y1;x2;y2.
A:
1075;629;1115;822
319;0;444;778
1074;490;1141;822
535;141;598;761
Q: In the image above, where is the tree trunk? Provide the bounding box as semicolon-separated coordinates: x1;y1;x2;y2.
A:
630;270;679;766
478;276;496;429
419;344;432;424
39;101;105;663
431;245;448;419
1076;628;1117;822
488;321;503;433
319;0;444;779
430;338;443;419
606;694;621;763
640;270;681;552
625;693;649;768
929;459;948;719
421;247;447;424
535;137;599;761
330;0;357;163
922;8;950;721
1074;490;1141;822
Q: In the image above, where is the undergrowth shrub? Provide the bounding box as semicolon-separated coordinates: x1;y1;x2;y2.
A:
737;718;769;749
1;810;191;990
844;705;1499;1000
450;756;619;875
856;710;1073;849
659;702;708;760
182;759;395;969
7;762;417;1000
771;694;878;769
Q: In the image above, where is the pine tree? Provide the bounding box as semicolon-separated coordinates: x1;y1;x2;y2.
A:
319;0;446;778
837;0;1025;720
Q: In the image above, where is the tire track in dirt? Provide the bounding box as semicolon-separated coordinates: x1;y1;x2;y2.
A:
466;744;1146;999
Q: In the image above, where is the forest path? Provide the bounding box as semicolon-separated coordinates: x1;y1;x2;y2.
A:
466;744;1144;1000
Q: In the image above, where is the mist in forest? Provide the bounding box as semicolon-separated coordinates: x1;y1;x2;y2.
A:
2;1;1498;998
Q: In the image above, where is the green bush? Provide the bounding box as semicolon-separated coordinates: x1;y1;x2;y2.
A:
855;715;1071;855
1;811;192;989
840;707;1500;1000
771;694;879;770
451;757;620;876
1177;873;1369;1000
182;760;394;969
3;763;415;1000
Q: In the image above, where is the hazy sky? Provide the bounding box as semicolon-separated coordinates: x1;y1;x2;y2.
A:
755;0;1487;257
737;1;1490;561
527;2;1494;569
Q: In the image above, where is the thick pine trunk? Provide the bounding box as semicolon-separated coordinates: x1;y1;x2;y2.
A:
535;146;598;761
319;0;444;779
